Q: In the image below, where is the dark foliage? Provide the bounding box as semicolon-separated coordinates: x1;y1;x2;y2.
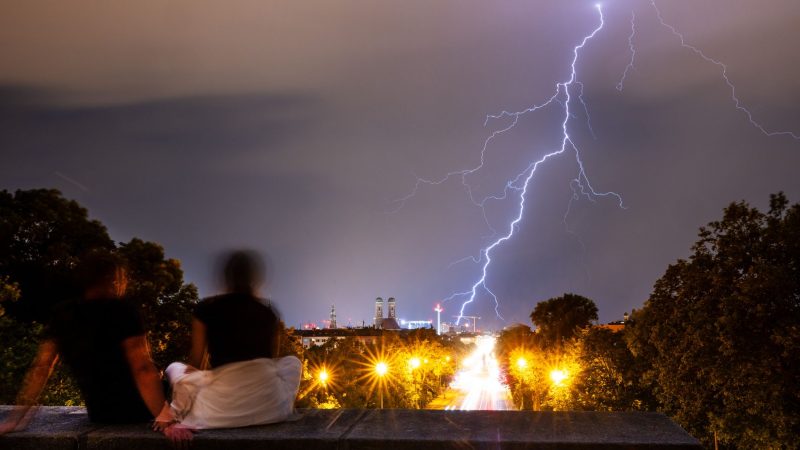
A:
530;293;598;349
627;193;800;448
0;189;198;404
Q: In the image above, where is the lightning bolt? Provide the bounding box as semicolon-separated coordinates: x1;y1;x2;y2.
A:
650;0;800;140
439;4;624;324
616;11;637;92
394;1;798;327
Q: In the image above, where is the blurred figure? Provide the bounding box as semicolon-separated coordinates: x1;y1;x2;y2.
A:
165;250;301;429
0;252;191;444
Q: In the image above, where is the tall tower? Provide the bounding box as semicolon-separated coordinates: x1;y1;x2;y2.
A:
374;297;384;327
434;303;443;335
387;297;396;319
330;304;337;329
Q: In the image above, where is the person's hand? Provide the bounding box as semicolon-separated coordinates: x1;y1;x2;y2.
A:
152;420;174;432
152;401;176;432
163;423;195;449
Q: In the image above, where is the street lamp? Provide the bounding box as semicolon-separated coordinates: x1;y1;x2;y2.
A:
318;368;329;386
513;356;528;410
375;361;388;409
511;352;538;410
549;369;568;387
408;356;423;408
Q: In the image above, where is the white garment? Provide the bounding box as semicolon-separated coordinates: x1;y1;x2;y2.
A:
166;356;301;429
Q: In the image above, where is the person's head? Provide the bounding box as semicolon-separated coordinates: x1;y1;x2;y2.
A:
222;250;265;294
77;251;128;299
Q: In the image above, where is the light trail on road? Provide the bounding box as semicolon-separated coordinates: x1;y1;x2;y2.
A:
446;335;513;410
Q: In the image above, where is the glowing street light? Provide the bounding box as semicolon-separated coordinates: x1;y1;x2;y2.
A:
516;357;528;370
409;357;421;370
550;369;568;387
375;361;388;408
318;368;329;386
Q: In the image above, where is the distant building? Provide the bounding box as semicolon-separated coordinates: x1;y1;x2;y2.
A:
294;327;435;349
596;312;629;333
295;328;382;349
374;297;383;328
297;296;431;348
401;320;433;330
374;296;401;330
440;321;472;334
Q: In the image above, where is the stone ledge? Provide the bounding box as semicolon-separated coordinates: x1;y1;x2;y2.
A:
0;406;701;449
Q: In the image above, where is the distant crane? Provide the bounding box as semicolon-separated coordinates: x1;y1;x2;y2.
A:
454;315;481;333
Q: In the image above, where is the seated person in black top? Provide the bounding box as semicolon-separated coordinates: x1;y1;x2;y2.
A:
0;252;192;444
165;250;301;429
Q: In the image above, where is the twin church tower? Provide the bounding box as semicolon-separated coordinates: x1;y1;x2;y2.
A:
325;297;400;330
374;297;400;330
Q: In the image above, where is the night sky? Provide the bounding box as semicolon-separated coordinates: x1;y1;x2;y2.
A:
2;0;799;330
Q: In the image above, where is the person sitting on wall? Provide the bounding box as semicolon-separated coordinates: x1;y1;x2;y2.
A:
0;251;191;445
165;250;301;429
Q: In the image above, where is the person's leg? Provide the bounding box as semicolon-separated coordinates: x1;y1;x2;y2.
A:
165;363;193;419
165;362;189;382
277;356;302;395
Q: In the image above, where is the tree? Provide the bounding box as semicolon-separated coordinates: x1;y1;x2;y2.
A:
496;323;581;411
295;331;462;409
277;323;304;358
0;276;20;317
0;189;199;404
0;189;114;322
530;293;598;349
0;189;115;404
627;193;800;448
572;327;654;412
0;277;33;403
118;238;198;369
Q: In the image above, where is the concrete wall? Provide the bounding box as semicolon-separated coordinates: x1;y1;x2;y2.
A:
0;406;701;449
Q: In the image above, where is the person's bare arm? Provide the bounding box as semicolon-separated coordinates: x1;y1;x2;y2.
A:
122;335;194;446
122;335;168;418
0;340;58;435
187;318;208;369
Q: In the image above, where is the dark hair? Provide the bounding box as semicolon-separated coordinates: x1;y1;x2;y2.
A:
76;250;127;292
223;250;265;293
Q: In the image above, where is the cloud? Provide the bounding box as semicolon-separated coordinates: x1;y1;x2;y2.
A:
2;1;799;327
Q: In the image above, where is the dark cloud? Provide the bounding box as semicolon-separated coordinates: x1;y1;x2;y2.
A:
1;1;799;329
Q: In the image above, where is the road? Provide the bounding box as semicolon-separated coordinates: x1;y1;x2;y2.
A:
429;335;513;410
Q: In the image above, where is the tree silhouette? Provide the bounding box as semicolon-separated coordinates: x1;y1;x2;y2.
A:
0;189;198;404
627;193;800;448
530;293;598;349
